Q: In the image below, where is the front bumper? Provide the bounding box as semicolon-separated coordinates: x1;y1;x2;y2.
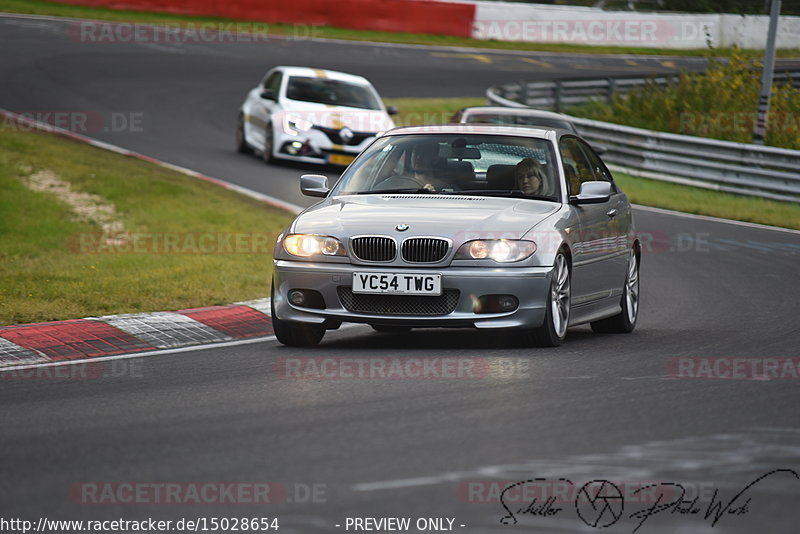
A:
272;260;555;329
273;128;374;165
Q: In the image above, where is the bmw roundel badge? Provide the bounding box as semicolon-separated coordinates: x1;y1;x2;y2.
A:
396;224;409;232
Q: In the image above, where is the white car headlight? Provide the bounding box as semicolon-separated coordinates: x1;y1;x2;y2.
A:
283;234;347;258
284;114;313;136
454;239;536;263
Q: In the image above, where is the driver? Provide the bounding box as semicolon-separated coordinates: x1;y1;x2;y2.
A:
376;142;445;191
515;158;547;196
408;142;443;191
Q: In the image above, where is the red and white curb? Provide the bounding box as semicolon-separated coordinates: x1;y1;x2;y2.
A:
0;299;273;368
1;106;297;371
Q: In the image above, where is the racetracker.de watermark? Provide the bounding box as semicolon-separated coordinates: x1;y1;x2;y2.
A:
69;232;279;254
1;111;144;134
473;19;712;45
70;482;327;504
0;360;143;381
668;357;800;380
67;230;718;256
676;111;800;136
272;357;528;380
70;21;323;44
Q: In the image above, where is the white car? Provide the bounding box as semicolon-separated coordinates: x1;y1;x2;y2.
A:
452;106;578;132
236;66;397;166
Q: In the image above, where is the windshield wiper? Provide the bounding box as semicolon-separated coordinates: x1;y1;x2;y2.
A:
446;189;554;202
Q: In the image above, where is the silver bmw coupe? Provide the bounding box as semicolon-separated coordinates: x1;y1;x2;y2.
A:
271;125;640;347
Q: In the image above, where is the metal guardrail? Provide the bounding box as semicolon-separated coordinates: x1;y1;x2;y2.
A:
487;72;800;203
490;71;800;113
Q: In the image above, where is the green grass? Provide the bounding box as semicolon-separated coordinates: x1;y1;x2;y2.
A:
569;50;800;150
2;0;799;57
615;173;800;229
0;129;293;325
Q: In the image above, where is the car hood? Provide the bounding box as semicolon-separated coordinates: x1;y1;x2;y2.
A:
293;194;560;242
280;100;395;132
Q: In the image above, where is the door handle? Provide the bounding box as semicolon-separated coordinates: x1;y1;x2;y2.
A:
606;209;618;218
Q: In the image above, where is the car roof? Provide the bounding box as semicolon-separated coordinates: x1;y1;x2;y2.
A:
383;124;570;142
273;66;371;85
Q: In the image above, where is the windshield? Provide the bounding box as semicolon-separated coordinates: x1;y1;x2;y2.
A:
465;113;575;132
285;76;382;110
333;134;561;202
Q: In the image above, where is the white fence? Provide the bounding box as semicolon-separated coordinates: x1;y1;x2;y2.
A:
465;1;800;49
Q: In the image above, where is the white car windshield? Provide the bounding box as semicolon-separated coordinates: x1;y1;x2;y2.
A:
334;134;561;202
285;76;382;110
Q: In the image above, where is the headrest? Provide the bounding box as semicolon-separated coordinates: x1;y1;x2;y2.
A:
446;160;475;187
487;164;516;190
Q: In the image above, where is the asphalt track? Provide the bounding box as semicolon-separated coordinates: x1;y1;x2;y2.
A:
1;13;800;534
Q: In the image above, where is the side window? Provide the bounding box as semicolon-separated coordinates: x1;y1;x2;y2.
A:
576;139;615;187
263;72;282;96
558;136;595;196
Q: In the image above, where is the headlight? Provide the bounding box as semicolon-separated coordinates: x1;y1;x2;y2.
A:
283;234;347;258
284;114;313;135
454;239;536;262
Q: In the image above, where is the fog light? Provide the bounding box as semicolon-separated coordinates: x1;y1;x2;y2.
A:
498;295;517;312
288;289;305;306
286;141;304;155
286;289;326;309
473;294;519;314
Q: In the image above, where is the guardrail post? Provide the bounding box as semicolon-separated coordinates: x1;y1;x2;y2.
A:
554;80;563;112
607;77;616;105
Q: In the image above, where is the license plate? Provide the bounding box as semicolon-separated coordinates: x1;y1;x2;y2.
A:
328;153;355;166
352;272;441;296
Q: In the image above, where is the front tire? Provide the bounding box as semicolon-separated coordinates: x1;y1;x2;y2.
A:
270;284;324;347
236;113;252;154
591;247;639;334
526;251;570;347
262;123;276;164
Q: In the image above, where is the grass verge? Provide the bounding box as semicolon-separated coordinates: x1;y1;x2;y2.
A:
614;173;800;230
0;128;293;325
2;0;799;57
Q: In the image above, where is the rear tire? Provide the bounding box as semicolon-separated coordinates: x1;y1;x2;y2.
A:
591;248;639;334
236;113;252;154
270;284;324;347
525;251;570;347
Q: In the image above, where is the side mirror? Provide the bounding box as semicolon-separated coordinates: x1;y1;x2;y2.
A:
386;105;399;116
300;174;330;197
570;181;612;205
591;143;608;155
260;89;276;101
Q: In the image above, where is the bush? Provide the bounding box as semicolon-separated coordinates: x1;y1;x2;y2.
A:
572;48;800;149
